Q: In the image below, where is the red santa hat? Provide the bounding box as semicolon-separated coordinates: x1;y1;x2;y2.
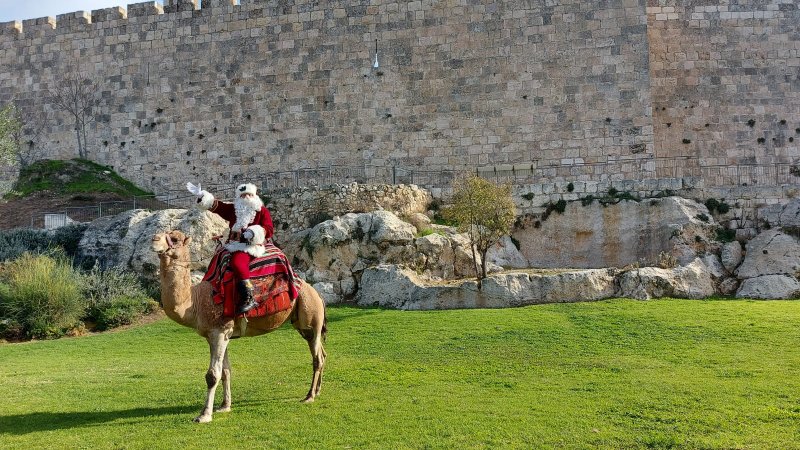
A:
236;183;257;196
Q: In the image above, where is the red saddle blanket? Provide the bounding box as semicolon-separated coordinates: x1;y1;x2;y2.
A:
202;243;303;318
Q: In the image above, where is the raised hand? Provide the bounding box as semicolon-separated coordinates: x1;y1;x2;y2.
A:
186;182;203;196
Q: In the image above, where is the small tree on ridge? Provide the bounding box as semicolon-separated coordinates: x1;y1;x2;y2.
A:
443;174;517;288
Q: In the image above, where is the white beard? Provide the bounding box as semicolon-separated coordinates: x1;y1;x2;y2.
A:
232;195;264;232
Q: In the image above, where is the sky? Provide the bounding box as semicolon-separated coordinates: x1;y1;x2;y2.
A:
0;1;165;23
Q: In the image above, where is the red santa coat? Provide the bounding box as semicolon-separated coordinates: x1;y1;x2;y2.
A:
207;199;274;245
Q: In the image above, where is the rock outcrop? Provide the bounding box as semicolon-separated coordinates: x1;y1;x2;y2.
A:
285;210;489;302
356;265;617;310
736;275;800;300
512;196;718;269
78;208;227;278
735;230;800;279
732;229;800;299
617;258;716;300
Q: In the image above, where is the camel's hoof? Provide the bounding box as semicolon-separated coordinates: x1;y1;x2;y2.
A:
215;406;232;413
193;415;213;423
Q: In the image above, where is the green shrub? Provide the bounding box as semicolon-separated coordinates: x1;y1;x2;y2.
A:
49;224;88;257
0;228;47;261
0;224;87;262
94;296;158;331
716;227;736;243
1;253;84;339
705;198;731;215
554;199;567;213
80;264;154;330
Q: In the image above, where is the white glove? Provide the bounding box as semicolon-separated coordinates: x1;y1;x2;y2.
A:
243;229;254;242
186;182;203;196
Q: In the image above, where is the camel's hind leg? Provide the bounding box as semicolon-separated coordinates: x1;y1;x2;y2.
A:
195;330;229;423
293;284;328;403
299;326;326;403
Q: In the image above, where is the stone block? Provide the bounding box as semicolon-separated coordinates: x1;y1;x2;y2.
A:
21;17;55;34
163;0;198;13
127;2;164;17
55;12;91;31
202;0;236;8
91;7;127;22
0;21;21;36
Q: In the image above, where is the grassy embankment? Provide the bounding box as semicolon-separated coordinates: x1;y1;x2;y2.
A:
1;299;799;449
4;159;152;198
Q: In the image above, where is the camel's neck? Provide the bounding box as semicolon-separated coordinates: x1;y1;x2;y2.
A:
159;256;197;328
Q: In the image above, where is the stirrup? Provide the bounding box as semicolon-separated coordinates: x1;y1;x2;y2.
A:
237;299;258;315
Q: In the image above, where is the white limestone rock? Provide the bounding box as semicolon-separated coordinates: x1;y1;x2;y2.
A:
618;258;715;300
718;277;739;295
735;230;800;279
312;281;341;305
736;275;800;300
486;236;528;269
79;208;228;279
720;241;743;273
513;196;718;269
357;265;618;310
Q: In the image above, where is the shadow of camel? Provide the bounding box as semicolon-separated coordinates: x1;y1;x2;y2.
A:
0;405;195;435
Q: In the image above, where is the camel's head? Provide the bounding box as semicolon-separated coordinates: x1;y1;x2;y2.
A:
151;230;192;260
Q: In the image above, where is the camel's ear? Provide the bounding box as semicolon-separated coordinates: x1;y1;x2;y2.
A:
183;236;192;246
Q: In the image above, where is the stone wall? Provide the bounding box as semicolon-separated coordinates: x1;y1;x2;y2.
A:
0;0;796;201
1;0;652;193
647;1;800;179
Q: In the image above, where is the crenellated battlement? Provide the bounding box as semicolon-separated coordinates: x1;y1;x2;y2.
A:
55;12;91;32
0;0;346;42
0;20;21;38
127;1;163;18
20;16;56;37
91;7;127;23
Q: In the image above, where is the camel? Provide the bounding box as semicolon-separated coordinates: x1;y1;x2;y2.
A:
151;230;327;423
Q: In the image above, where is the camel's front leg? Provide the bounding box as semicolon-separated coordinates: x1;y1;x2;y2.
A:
194;331;228;423
215;348;232;413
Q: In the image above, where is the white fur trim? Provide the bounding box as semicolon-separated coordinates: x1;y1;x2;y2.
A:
197;191;215;210
236;183;257;196
247;225;266;245
224;242;266;258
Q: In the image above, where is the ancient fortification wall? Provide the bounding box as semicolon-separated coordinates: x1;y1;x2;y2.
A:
648;1;800;182
0;0;797;198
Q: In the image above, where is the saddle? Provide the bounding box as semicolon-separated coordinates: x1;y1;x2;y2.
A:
203;243;302;319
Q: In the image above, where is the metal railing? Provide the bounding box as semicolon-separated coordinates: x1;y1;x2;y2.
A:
23;157;800;229
31;195;169;229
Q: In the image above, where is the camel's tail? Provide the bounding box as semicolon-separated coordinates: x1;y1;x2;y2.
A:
321;305;328;343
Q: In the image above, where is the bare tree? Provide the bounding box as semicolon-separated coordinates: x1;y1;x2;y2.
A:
48;71;97;160
11;99;51;168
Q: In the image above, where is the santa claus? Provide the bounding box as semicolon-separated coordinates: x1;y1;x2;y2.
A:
187;182;273;314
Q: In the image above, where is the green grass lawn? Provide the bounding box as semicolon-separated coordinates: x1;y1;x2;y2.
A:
1;299;799;449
